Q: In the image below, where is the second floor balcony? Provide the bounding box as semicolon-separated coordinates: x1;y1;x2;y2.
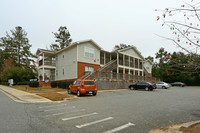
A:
39;60;56;66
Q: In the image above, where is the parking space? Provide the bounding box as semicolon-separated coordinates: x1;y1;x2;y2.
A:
32;86;200;133
37;100;136;133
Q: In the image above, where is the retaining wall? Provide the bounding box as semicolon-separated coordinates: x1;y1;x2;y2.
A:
96;80;134;90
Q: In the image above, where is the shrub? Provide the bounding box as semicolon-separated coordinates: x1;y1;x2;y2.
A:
0;82;9;86
66;81;74;88
2;67;35;84
28;81;39;87
51;81;58;88
17;81;29;85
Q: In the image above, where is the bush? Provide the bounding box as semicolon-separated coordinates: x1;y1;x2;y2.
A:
0;82;9;86
28;81;39;88
17;81;29;85
51;81;74;89
51;81;58;88
2;67;35;84
66;81;74;88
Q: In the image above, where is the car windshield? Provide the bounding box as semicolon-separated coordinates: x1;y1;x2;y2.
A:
84;81;95;85
147;82;153;85
73;81;81;85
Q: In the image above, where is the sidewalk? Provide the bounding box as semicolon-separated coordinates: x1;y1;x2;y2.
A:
0;85;52;103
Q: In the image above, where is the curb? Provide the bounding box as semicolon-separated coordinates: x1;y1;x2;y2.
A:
179;120;200;131
0;86;52;103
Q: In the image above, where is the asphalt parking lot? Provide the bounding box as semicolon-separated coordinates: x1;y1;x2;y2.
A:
1;86;200;133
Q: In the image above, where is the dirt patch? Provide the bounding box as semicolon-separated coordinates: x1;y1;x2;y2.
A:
182;123;200;133
36;92;75;101
11;85;75;101
149;123;200;133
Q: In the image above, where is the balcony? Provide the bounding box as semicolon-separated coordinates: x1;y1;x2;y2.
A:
39;60;56;66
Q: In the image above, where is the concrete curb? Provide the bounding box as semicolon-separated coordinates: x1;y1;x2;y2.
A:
0;85;52;103
179;120;200;131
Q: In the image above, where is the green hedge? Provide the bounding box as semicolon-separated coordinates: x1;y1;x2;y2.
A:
0;82;9;86
50;81;74;89
51;81;58;88
17;81;29;85
28;81;39;88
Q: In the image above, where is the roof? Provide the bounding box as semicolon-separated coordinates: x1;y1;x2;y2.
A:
145;59;153;65
56;39;103;54
36;48;55;55
116;46;144;60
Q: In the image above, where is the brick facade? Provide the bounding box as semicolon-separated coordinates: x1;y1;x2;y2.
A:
77;62;101;79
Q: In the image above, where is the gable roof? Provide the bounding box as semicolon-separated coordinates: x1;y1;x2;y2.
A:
56;39;103;54
116;46;144;60
145;59;153;65
36;48;55;56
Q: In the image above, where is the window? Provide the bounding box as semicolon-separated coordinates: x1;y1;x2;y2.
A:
84;81;95;85
62;53;64;59
85;66;94;72
73;81;81;85
85;47;94;58
56;70;58;76
62;68;64;75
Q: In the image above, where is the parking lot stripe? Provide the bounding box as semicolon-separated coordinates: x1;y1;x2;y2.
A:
43;106;75;112
103;123;135;133
45;109;85;117
62;112;98;121
39;104;68;109
76;117;113;128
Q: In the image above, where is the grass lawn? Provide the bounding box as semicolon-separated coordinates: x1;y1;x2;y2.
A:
11;85;75;101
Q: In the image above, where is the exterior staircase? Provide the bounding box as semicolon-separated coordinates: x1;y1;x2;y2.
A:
79;59;117;80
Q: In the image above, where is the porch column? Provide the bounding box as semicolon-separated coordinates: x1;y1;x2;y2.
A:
133;58;135;68
122;54;124;66
128;69;130;80
117;53;119;73
42;53;45;81
104;53;106;65
123;68;125;79
129;56;130;67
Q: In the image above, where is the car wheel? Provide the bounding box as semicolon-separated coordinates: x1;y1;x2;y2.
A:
162;86;167;89
130;86;134;90
77;90;81;97
93;92;97;96
150;89;153;91
68;89;71;94
145;87;149;91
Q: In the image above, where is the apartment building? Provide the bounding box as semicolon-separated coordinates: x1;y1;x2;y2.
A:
36;40;152;81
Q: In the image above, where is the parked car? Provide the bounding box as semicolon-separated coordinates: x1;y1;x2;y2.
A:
155;82;170;89
171;82;185;87
129;82;156;91
68;80;97;97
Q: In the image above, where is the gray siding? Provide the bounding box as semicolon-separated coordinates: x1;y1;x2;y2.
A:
55;46;77;80
120;49;142;59
77;42;100;65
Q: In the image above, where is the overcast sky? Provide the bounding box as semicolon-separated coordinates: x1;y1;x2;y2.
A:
0;0;185;58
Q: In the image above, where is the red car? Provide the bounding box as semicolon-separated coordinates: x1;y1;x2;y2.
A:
68;80;97;97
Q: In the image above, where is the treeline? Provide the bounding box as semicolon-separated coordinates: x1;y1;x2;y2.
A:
0;26;72;84
152;48;200;85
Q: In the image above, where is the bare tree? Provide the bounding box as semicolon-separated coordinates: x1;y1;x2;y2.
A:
157;1;200;54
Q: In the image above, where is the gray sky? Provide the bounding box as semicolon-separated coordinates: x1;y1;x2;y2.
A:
0;0;184;58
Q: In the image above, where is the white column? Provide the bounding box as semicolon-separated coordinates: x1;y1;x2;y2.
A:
138;59;139;69
117;53;119;73
104;52;106;65
129;56;130;67
42;53;45;81
123;55;125;66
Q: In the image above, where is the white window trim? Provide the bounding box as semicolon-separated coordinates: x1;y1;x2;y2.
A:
84;47;95;58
